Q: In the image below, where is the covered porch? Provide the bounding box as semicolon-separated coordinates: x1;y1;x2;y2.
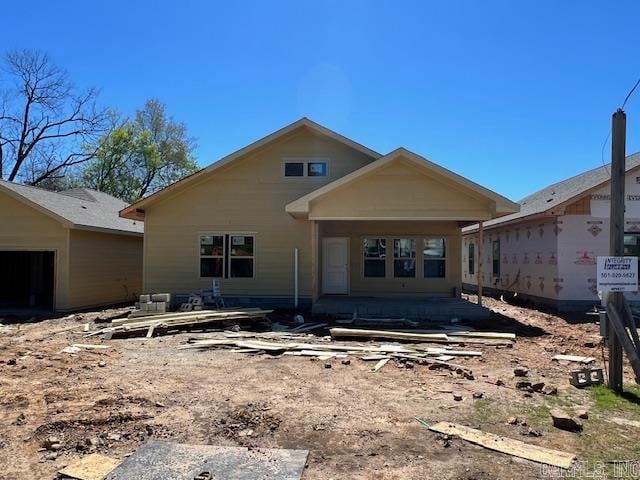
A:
313;295;490;321
286;148;520;320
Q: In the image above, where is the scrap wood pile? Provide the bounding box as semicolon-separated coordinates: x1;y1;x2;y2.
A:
180;325;516;372
87;308;273;339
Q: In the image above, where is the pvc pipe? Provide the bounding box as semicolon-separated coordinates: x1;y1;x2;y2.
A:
294;247;299;309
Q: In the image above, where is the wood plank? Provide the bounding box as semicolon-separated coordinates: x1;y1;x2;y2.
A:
552;354;595;364
290;322;328;333
112;309;272;326
372;358;389;372
330;327;450;343
428;422;576;469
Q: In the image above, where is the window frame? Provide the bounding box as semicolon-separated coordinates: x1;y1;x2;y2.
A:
228;234;256;278
199;234;225;278
393;238;417;278
492;239;500;277
283;161;305;177
282;158;329;179
362;238;387;278
468;242;475;275
423;237;446;279
198;232;256;279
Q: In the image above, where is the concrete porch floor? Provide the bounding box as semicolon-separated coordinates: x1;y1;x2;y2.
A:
312;295;490;322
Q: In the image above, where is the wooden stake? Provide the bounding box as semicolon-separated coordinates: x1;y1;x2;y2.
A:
608;108;626;392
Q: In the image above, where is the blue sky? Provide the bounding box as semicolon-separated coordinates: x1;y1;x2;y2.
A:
2;0;639;200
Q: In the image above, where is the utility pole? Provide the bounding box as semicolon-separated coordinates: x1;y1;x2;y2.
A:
608;108;626;392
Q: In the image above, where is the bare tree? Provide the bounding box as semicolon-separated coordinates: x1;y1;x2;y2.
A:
0;50;107;186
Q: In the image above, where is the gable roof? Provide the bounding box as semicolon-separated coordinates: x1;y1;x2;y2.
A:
120;117;382;220
0;180;143;235
462;152;640;233
286;147;520;218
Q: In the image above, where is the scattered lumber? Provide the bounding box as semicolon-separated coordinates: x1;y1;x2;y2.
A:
181;334;481;380
552;354;595;364
330;327;515;345
90;309;272;339
427;421;576;469
330;327;448;342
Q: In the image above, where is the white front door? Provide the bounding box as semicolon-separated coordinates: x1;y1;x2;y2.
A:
322;237;349;294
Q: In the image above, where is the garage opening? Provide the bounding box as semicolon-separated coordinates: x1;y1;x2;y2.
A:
0;251;55;310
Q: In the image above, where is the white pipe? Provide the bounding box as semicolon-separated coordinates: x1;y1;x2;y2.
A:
294;247;299;309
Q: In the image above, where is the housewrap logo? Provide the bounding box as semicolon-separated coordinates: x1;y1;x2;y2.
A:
603;257;633;270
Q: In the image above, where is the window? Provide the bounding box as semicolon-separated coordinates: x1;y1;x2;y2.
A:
424;238;446;278
468;243;475;275
283;159;328;177
307;162;327;177
284;162;304;177
229;235;254;277
200;234;255;278
624;234;640;257
200;235;224;277
394;238;416;277
492;240;500;276
363;238;386;277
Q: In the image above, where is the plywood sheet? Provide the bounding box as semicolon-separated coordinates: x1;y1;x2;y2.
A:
106;441;308;480
59;454;120;480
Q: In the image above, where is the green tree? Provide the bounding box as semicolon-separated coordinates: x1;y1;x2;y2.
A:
81;99;198;203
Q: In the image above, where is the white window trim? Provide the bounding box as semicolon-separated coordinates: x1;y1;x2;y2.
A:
198;232;256;280
423;237;447;279
393;238;417;278
282;157;329;179
362;237;387;279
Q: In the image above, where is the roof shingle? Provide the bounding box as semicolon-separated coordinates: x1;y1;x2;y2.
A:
463;152;640;232
0;180;143;235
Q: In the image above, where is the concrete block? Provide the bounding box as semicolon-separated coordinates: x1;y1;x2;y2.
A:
154;301;167;313
151;293;171;303
139;294;151;303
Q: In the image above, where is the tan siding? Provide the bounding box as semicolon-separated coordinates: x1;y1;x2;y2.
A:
67;230;143;309
144;128;375;297
0;191;70;309
321;221;461;295
311;160;493;220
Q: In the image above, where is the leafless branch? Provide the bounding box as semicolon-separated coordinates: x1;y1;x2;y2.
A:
0;50;107;184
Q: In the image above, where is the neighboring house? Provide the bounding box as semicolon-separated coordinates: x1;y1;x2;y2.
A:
120;118;518;313
0;181;143;312
461;153;640;311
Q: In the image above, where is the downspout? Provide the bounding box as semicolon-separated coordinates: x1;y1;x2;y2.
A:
294;247;299;309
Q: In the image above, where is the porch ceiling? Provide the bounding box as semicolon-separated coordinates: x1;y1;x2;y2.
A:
286;149;519;221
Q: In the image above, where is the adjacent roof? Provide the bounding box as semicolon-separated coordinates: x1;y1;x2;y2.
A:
120;117;382;220
463;152;640;233
286;148;520;218
0;180;143;235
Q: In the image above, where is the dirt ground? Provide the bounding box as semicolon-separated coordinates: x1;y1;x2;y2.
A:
1;296;640;479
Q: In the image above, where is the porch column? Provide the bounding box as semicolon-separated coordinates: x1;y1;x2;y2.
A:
478;221;484;306
311;220;319;302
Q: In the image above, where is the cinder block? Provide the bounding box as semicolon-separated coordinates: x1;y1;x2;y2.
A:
154;301;167;313
139;294;151;303
151;293;171;303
